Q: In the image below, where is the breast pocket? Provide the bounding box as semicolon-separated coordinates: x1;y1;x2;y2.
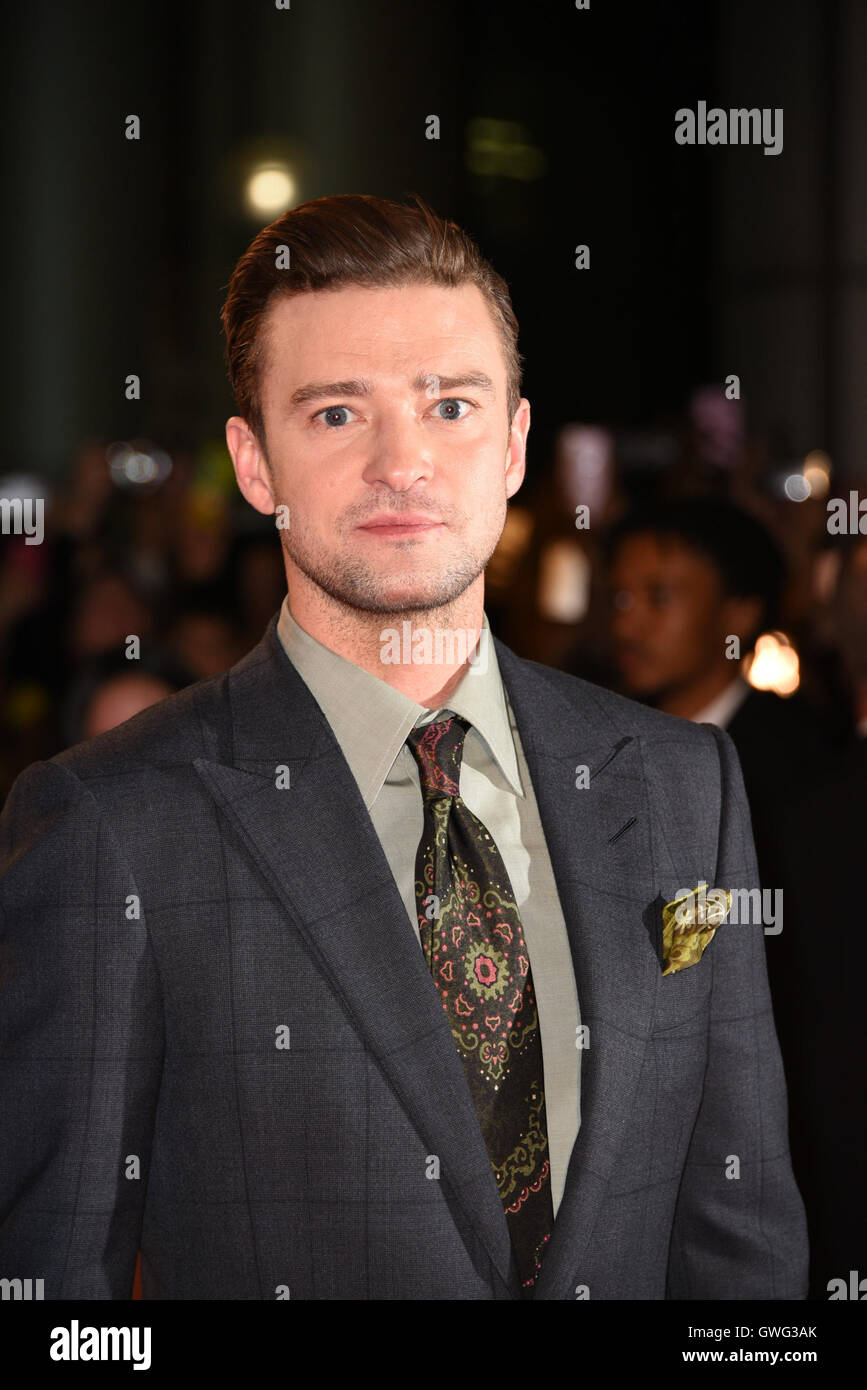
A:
649;877;717;1031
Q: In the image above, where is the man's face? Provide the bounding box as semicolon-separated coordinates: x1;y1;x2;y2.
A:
230;282;527;616
608;533;736;698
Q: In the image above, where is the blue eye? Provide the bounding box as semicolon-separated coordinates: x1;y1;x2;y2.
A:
434;398;470;420
318;405;354;427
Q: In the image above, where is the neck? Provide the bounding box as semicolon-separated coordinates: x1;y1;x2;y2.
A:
286;578;486;707
653;666;742;720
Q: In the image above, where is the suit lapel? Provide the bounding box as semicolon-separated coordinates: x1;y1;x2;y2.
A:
193;620;520;1296
493;642;660;1300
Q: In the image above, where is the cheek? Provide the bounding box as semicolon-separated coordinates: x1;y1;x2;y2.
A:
663;605;712;661
292;455;349;505
455;441;510;497
649;606;693;655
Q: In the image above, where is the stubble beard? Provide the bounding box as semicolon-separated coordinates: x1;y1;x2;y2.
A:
279;519;502;625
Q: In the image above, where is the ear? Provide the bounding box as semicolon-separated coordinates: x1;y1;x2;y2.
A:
505;398;530;501
225;417;276;516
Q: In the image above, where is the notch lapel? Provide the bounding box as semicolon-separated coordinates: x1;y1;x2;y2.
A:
494;642;661;1300
192;621;521;1297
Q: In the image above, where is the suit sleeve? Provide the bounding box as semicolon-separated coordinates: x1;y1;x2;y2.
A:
0;759;165;1298
665;725;809;1298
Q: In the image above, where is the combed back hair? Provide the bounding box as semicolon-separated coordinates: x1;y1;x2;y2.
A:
220;193;522;451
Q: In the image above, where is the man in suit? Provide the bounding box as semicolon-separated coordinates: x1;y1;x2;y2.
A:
0;195;807;1300
603;497;836;894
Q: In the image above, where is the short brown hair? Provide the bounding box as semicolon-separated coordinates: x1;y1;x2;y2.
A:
220;193;522;450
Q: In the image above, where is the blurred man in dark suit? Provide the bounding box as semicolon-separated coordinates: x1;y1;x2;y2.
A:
603;497;835;895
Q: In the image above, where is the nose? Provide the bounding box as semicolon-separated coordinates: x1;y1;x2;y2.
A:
361;408;435;491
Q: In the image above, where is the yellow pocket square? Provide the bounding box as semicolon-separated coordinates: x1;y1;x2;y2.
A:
661;881;732;976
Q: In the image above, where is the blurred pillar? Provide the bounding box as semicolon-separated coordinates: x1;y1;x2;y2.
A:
713;0;866;478
5;2;164;479
834;0;867;480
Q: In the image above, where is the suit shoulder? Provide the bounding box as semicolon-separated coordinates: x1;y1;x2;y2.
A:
513;654;719;751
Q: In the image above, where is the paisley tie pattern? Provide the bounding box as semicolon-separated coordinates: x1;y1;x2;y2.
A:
406;713;554;1294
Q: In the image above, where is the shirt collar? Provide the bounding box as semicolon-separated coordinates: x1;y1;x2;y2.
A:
275;595;524;809
688;674;751;729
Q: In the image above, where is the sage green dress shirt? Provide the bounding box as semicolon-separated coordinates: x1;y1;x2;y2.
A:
276;598;581;1216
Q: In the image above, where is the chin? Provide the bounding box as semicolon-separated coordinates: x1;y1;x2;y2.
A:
286;538;486;616
348;586;469;616
348;563;483;613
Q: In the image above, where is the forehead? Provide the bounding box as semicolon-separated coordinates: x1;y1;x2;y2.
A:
614;533;720;582
259;281;504;382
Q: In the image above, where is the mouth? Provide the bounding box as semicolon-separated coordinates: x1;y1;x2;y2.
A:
615;646;654;668
357;516;445;538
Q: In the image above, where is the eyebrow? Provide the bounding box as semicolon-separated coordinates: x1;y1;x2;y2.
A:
288;370;496;409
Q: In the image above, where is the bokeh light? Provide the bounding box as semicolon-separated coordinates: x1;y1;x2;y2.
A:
743;631;800;696
245;162;296;216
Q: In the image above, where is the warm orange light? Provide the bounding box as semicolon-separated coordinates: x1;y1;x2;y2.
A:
743;631;800;696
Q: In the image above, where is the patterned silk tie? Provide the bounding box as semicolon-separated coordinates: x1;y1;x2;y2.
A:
406;712;554;1294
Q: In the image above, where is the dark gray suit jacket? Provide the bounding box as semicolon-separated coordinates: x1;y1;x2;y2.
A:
0;616;808;1299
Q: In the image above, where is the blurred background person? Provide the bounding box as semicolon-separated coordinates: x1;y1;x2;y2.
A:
602;496;839;892
599;495;851;1183
162;599;247;681
61;647;195;745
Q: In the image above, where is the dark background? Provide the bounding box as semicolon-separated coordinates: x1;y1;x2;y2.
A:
6;0;864;490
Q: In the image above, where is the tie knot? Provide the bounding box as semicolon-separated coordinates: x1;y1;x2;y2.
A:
406;712;469;801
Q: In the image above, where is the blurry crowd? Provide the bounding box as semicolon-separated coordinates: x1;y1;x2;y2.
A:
0;437;286;799
1;402;865;1300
